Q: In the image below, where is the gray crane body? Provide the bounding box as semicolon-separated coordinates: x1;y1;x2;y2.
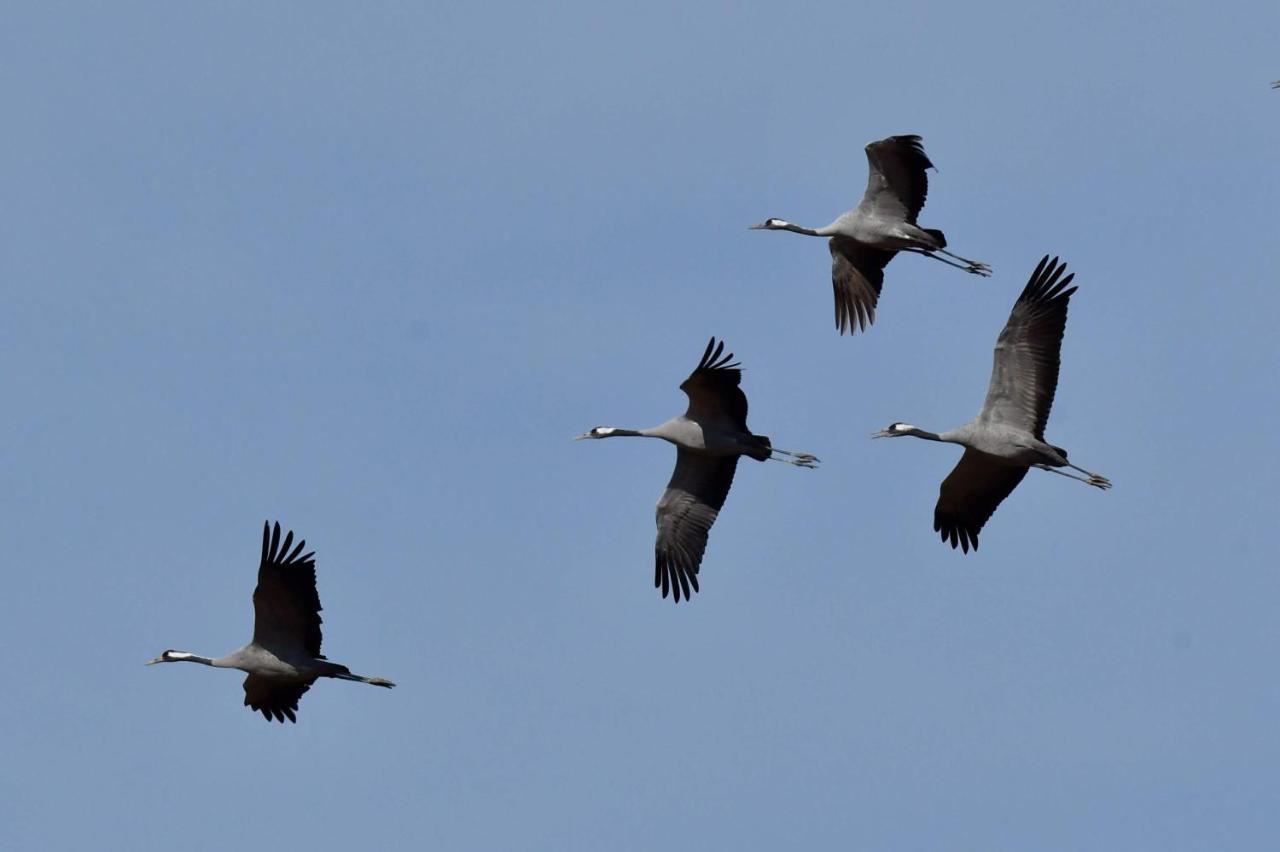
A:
934;422;1069;468
220;645;344;680
827;213;943;253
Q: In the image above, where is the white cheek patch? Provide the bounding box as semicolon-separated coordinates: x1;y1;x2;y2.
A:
596;427;616;436
894;424;913;432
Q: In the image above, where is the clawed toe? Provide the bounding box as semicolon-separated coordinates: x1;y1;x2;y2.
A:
772;450;819;468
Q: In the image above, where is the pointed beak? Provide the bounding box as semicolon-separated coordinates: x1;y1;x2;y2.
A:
146;656;164;665
573;433;591;441
871;430;892;439
748;221;769;230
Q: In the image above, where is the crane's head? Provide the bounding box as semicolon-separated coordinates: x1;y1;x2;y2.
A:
147;649;194;665
871;422;917;439
574;426;621;440
749;218;791;230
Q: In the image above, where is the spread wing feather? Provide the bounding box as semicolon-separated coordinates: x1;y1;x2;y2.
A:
654;451;738;603
252;521;323;658
829;236;896;334
979;256;1077;439
243;674;311;724
856;135;934;224
679;338;748;430
934;450;1028;553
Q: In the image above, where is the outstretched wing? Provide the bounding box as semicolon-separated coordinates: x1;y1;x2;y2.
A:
252;521;323;658
829;236;897;334
679;337;748;431
979;256;1077;439
654;450;738;602
243;674;312;723
855;135;934;224
934;450;1028;553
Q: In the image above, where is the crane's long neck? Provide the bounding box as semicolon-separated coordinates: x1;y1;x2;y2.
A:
600;428;654;438
584;426;670;444
167;651;216;666
774;220;823;236
905;427;948;442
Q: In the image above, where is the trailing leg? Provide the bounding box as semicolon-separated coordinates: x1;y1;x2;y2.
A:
769;448;819;468
937;248;991;273
1034;464;1111;489
332;671;397;688
905;248;991;277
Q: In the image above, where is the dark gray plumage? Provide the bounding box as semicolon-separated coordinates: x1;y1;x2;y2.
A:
148;522;395;723
873;256;1110;552
576;338;818;602
751;134;991;334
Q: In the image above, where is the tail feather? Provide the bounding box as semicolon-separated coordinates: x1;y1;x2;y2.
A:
747;434;771;462
923;228;947;248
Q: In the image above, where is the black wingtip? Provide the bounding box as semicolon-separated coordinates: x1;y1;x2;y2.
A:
259;521;313;567
835;299;873;335
699;337;717;370
871;134;935;170
693;336;741;372
1021;255;1078;306
655;558;701;604
935;522;978;554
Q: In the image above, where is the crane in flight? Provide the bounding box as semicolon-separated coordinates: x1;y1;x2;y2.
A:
751;134;990;335
873;256;1110;552
148;522;395;722
577;338;818;601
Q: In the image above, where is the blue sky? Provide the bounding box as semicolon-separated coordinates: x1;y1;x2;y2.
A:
2;2;1277;849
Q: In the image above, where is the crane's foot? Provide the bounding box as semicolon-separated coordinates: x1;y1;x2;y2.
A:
936;248;992;277
1066;462;1112;489
1034;463;1109;489
771;449;820;468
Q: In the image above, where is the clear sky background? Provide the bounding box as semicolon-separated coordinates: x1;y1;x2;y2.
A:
2;2;1277;850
